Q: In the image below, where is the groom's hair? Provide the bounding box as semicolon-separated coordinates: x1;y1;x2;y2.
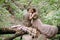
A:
27;8;36;13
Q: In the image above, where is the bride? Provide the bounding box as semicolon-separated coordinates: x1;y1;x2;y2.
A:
28;7;58;38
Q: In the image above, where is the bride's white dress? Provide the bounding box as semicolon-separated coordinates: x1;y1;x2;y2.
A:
32;19;58;38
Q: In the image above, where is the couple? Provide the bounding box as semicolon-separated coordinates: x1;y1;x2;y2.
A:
22;7;58;40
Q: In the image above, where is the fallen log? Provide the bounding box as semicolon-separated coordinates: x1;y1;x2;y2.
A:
0;25;37;40
4;30;27;40
0;27;27;40
0;27;16;34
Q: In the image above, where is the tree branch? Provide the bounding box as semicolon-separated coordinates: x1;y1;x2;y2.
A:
26;0;32;9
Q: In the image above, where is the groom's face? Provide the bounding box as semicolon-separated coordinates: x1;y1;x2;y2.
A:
28;8;33;13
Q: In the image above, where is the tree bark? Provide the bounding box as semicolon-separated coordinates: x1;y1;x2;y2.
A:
0;27;16;34
4;30;27;40
0;27;27;40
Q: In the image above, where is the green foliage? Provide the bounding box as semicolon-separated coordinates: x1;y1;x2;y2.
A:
0;0;4;5
0;7;12;27
15;10;23;21
43;10;60;25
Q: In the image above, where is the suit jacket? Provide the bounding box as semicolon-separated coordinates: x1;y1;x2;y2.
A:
23;13;32;27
